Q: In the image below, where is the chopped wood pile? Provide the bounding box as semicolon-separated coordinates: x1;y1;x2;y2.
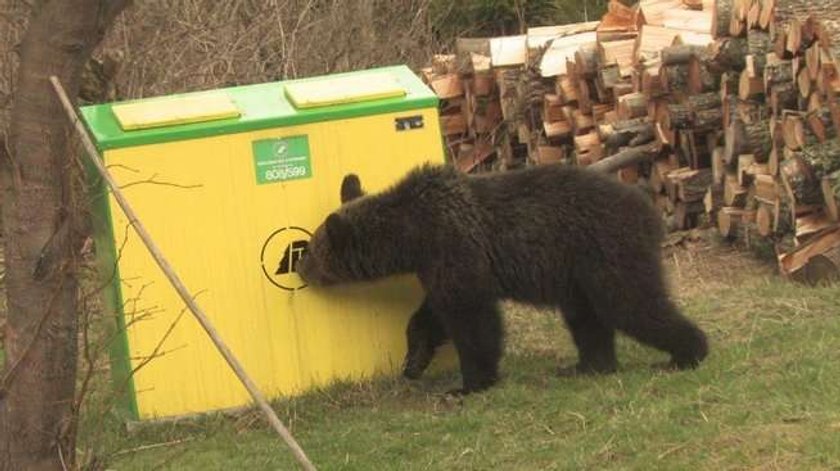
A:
419;0;840;284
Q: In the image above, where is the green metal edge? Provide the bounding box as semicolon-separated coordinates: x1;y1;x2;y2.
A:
80;65;439;151
86;157;140;421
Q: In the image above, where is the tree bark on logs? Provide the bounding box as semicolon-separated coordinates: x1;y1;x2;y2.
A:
770;82;798;116
764;60;794;90
666;103;694;130
600;120;655;151
661;64;690;94
713;37;748;71
586;142;661;173
714;0;734;38
780;155;824;205
688;58;720;94
799;139;840;176
747;30;772;75
575;43;600;78
696;108;725;131
822;170;840;221
662;45;707;66
743;119;773;162
687;92;724;112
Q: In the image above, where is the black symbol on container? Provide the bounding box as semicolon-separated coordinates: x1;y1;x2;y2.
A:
275;240;309;275
395;115;424;131
260;226;313;291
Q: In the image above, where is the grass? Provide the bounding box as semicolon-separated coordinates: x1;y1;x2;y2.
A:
71;236;840;469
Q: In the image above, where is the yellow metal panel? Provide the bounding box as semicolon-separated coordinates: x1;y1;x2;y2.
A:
103;108;451;419
284;72;407;109
111;92;241;131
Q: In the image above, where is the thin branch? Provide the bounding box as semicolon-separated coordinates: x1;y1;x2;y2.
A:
51;76;318;471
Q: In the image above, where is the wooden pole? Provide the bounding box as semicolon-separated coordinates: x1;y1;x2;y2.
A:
49;76;318;471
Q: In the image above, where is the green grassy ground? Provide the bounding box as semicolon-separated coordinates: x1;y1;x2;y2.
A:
76;239;840;470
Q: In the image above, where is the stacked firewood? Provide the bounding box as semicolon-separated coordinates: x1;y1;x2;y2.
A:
704;0;840;281
420;0;840;282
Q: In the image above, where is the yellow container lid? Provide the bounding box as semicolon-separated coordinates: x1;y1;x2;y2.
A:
284;72;407;109
111;91;241;131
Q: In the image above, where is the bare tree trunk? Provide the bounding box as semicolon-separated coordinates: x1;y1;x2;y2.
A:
0;1;129;470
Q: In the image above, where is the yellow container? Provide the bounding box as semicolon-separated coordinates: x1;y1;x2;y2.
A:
80;65;453;421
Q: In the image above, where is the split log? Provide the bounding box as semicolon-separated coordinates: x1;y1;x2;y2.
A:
747;30;772;76
674;200;705;230
574;131;603;165
782;114;818;150
755;173;779;202
763;60;794;90
758;0;775;30
592;103;613;123
575;43;600;78
739;69;764;99
713;146;726;183
617;92;649;120
660;64;690;94
676;168;714;201
598;63;622;90
543;94;565;121
769;82;798;116
665;103;694;130
774;193;795;234
718;207;755;239
724;172;749;206
587;141;661;173
737;153;756;186
795;211;836;244
640;66;664;96
806;94;838;143
725;117;771;164
599;119;655;151
780;154;824;205
822;170;840;222
544;119;573;139
712;37;748;71
756;202;775;236
695;108;724;131
651;159;677;194
661;45;707;66
688;58;719;94
687;92;723;112
743;119;773;163
778;226;840;281
705;184;725;215
572;109;596;133
797;67;812;98
799;139;840;176
557;75;579;103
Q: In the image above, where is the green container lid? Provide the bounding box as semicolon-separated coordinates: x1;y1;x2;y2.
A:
80;65;438;150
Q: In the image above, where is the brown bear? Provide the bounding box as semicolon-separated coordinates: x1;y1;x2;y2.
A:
296;163;708;395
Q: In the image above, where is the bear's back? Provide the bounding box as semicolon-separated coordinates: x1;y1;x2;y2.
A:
456;164;664;297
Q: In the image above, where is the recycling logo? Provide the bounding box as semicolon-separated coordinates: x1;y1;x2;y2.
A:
260;226;312;291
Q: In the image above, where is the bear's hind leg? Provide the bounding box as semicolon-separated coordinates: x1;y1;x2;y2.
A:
559;294;618;376
601;296;708;370
433;297;503;395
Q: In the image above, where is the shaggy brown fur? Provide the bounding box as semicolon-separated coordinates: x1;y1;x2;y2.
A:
297;163;709;394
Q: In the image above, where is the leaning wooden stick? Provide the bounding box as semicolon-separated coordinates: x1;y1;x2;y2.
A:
49;76;317;471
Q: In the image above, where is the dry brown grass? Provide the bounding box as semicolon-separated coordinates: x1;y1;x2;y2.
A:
99;0;445;100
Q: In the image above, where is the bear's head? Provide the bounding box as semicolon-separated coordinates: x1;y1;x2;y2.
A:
296;174;367;286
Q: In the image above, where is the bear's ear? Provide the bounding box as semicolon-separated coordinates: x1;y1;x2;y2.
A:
340;173;365;204
325;213;353;247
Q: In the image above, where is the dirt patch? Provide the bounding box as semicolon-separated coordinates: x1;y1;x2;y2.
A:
661;229;779;301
